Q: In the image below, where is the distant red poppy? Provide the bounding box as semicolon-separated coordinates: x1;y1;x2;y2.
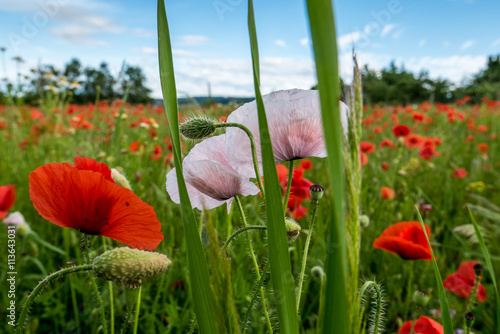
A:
0;185;16;219
360;141;376;154
300;159;313;171
129;140;140;152
476;125;488;133
373;221;432;260
477;143;488;153
29;157;163;250
380;186;395;200
452;168;468;179
405;134;423;149
277;164;312;219
379;138;396;149
419;147;440;161
381;162;389;171
443;261;487;302
360;152;368;165
398;316;443;334
393;124;411;137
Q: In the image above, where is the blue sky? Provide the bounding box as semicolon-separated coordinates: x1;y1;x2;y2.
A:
0;0;499;97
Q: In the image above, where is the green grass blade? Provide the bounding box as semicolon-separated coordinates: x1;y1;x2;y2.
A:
416;208;454;334
247;1;299;332
157;1;217;333
468;207;500;334
305;1;348;333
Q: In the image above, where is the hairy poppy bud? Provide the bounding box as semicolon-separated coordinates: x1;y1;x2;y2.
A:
111;168;132;190
93;248;172;288
359;215;370;228
310;184;325;201
413;290;430;306
285;217;301;242
473;262;484;276
179;117;217;140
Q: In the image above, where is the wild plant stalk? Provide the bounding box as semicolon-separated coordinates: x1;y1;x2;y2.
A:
296;196;320;311
355;280;386;334
133;283;142;334
220;225;267;255
241;260;271;334
16;264;93;333
102;236;115;334
234;195;273;333
283;160;294;215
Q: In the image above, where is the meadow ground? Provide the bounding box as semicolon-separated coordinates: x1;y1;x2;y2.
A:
0;97;499;333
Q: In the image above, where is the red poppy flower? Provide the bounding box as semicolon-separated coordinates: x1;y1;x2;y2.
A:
29;158;163;250
360;152;368;165
381;162;389;171
360;141;376;154
379;138;396;149
419;147;440;161
405;134;423;149
443;261;487;302
477;143;488;152
398;316;443;334
373;221;432;260
300;159;313;171
0;185;16;219
129;140;140;152
451;168;468;179
393;124;411;137
380;186;395;200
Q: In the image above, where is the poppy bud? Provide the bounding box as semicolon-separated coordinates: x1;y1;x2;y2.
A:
473;263;484;276
285;217;301;242
311;266;325;281
359;215;370;228
92;248;172;289
179;117;217;140
413;290;430;306
310;184;325;201
111;168;132;190
17;222;31;238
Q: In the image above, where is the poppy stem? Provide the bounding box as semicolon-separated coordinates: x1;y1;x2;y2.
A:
133;282;142;334
85;235;108;334
283;160;294;216
234;195;273;334
464;275;480;331
296;198;319;311
403;261;415;320
102;236;115;334
241;260;271;333
215;122;265;199
220;225;267;255
15;264;93;333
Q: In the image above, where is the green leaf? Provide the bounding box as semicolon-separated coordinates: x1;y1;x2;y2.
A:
247;0;299;332
157;1;216;333
305;1;349;333
416;208;454;334
468;207;500;334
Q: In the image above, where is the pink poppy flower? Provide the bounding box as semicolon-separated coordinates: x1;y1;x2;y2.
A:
224;89;349;177
166;134;259;212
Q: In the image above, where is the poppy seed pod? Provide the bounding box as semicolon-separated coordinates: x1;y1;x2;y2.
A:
285;217;301;242
473;262;484;276
179;117;217;140
413;290;430;307
309;184;325;201
92;248;172;288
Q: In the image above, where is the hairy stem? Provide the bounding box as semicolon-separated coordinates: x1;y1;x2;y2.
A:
283;160;294;216
133;283;142;334
102;236;115;334
241;260;271;334
85;235;108;334
220;225;267;255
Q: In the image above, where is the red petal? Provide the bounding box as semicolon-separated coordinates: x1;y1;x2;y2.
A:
398;316;443;334
373;236;432;260
29;163;163;250
456;260;478;284
0;184;16;213
443;273;473;298
73;157;114;183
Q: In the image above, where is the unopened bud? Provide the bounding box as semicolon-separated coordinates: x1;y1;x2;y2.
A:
413;290;430;306
179;117;217;140
310;184;325;201
111;168;132;190
474;263;484;276
17;222;31;238
285;217;301;242
464;311;475;327
93;248;172;288
359;215;370;228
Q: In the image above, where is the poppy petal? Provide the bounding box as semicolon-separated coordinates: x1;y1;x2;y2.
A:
73;157;114;183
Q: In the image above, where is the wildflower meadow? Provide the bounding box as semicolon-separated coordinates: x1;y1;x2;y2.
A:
1;1;500;333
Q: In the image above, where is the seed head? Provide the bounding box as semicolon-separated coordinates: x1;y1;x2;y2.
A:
473;262;484;276
310;184;325;201
413;290;430;306
179;117;217;140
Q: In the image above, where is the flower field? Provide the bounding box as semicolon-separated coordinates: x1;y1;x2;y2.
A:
1;90;499;333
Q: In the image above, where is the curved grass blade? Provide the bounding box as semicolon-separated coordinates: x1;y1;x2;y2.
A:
247;1;299;332
305;0;348;332
157;1;216;333
416;208;454;334
468;207;500;334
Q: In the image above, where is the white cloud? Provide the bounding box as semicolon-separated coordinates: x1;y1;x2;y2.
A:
50;25;109;46
491;39;500;47
300;38;310;47
460;40;475;50
275;39;286;47
140;47;158;55
172;49;199;57
419;39;427;47
338;31;362;50
392;28;405;40
177;35;208;46
381;24;397;37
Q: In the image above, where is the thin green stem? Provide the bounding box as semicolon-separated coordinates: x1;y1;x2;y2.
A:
16;264;93;333
234;195;273;334
410;320;416;334
215;122;265;199
356;281;384;334
85;235;108;334
133;283;142;334
242;260;271;334
102;236;115;334
296;199;320;311
404;261;415;320
120;307;133;334
220;225;267;255
316;274;326;334
283;160;294;216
